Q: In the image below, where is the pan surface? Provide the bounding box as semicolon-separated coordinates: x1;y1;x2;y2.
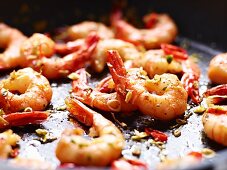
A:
0;0;227;169
0;36;225;170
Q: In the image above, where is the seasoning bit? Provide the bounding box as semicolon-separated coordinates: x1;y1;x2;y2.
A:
24;107;33;112
108;80;115;89
131;130;148;141
176;119;187;125
201;148;215;158
2;89;8;97
111;112;127;128
131;145;141;156
184;112;193;120
56;105;67;111
166;55;173;64
36;129;48;136
125;91;132;103
35;129;57;144
67;72;79;80
169;124;180;130
193;105;206;114
173;129;181;137
149;139;165;150
0;109;5;116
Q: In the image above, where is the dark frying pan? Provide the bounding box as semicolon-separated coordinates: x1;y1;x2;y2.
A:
0;0;227;169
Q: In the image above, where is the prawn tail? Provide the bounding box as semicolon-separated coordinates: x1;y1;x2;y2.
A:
203;84;227;105
110;8;123;27
84;32;100;56
181;73;201;104
204;84;227;97
2;111;49;128
65;97;93;126
71;68;89;93
107;50;127;95
95;76;114;93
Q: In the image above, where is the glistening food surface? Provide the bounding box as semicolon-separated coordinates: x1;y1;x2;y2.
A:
0;9;226;169
0;37;225;169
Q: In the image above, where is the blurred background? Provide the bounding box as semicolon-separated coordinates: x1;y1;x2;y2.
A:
0;0;226;49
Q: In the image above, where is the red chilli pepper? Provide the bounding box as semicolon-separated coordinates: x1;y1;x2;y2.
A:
145;128;168;142
161;43;189;60
143;13;158;28
188;151;203;160
207;107;227;115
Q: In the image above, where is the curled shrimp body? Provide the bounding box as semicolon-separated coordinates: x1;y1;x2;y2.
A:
71;68;137;112
65;21;114;40
56;98;124;166
0;130;20;159
20;33;99;79
132;44;201;104
111;10;177;49
133;49;182;78
202;106;227;146
91;39;140;73
107;50;187;121
202;84;227;146
0;68;52;114
0;23;27;70
20;33;55;59
208;53;227;84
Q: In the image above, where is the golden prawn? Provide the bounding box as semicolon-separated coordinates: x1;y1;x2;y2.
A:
208;53;227;84
0;130;20;159
20;33;55;59
0;67;52;114
56;98;124;166
60;21;114;41
55;38;140;73
71;68;137;112
111;10;177;49
107;50;188;121
0;23;27;70
20;33;99;79
132;44;201;104
91;39;140;73
132;49;182;78
156;151;203;170
202;84;227;146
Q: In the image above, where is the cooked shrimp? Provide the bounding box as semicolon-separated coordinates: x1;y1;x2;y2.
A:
91;39;141;73
20;33;55;59
132;44;201;104
111;10;177;49
112;158;148;170
10;158;54;170
0;23;27;70
156;152;203;170
55;38;140;73
132;49;182;78
63;21;114;41
20;33;99;79
56;98;124;166
208;53;227;84
0;67;52;114
107;50;187;121
202;106;227;146
71;68;137;112
0;130;20;159
202;84;227;146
